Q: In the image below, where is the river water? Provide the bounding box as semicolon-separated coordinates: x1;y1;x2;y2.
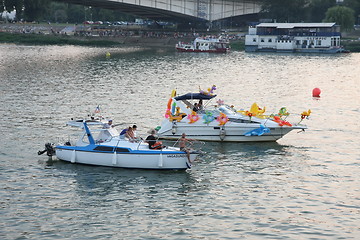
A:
0;44;359;239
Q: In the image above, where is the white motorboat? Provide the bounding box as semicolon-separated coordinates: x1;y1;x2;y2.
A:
176;36;230;53
157;88;310;142
46;120;199;170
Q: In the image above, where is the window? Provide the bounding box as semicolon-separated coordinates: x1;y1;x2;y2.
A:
268;39;272;42
253;38;256;42
261;38;264;42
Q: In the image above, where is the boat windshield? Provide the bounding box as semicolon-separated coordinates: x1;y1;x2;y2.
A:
218;105;237;115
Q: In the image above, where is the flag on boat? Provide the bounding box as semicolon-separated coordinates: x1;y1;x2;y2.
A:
94;105;101;113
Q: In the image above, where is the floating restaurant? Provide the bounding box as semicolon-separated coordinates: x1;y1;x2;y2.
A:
245;22;348;53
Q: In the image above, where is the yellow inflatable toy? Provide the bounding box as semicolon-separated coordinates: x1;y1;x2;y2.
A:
301;109;311;119
249;103;266;116
169;107;186;122
238;103;266;118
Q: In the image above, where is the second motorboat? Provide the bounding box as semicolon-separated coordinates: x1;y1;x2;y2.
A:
157;87;310;142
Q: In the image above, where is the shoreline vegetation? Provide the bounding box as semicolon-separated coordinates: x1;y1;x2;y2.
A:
1;23;360;52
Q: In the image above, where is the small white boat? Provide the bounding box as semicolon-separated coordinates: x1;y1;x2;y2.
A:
50;120;199;170
157;87;310;142
176;36;230;53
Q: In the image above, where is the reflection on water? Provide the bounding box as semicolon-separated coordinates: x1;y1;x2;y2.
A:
1;45;360;239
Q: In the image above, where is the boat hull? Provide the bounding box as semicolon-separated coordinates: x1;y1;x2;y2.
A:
245;45;348;54
158;122;305;142
55;147;197;170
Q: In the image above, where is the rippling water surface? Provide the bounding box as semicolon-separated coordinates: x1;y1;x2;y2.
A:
0;44;359;239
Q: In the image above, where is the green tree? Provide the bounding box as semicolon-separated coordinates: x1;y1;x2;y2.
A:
343;0;360;24
307;0;336;22
4;0;24;21
24;0;50;21
260;0;310;22
66;4;85;23
324;5;355;30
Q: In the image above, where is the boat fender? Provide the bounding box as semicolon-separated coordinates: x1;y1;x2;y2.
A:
71;150;76;163
112;152;117;165
219;127;226;141
172;122;177;135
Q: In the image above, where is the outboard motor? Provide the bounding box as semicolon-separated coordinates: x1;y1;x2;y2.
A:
38;143;55;156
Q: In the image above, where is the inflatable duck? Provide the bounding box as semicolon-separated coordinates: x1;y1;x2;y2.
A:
301;109;311;119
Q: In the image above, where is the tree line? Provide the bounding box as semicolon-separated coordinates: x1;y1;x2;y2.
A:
259;0;359;30
1;0;359;30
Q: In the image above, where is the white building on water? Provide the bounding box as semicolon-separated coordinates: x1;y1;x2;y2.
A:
245;23;348;53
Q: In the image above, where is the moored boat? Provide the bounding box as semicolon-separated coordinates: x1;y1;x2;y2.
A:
176;36;230;53
245;22;349;53
44;119;199;170
157;87;311;142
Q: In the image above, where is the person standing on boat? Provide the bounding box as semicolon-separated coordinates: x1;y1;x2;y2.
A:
179;133;193;162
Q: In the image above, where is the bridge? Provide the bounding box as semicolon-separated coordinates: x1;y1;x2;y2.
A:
57;0;261;23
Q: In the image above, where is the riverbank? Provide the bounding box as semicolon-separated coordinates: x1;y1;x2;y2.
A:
1;23;359;52
0;31;246;51
0;22;245;49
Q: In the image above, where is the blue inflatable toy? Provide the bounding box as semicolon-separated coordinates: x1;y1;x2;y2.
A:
244;124;270;136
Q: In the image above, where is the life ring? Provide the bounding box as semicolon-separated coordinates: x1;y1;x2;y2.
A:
167;98;172;110
165;109;171;118
188;111;200;124
217;112;228;125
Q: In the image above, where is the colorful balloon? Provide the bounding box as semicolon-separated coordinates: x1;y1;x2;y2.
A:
312;88;321;97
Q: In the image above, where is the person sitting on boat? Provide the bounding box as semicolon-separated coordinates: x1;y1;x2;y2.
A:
179;133;194;162
197;99;204;111
125;127;136;142
119;127;127;139
193;103;199;112
103;119;113;129
132;125;138;138
145;129;164;149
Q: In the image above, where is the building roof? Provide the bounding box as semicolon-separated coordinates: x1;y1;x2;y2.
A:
256;23;336;29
